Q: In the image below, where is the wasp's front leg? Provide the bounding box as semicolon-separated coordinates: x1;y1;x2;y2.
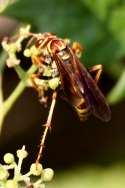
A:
30;73;48;105
88;64;103;83
30;72;41;90
32;56;44;67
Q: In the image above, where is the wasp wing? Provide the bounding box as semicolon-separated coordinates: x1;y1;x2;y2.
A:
54;48;111;122
54;53;85;108
73;56;111;122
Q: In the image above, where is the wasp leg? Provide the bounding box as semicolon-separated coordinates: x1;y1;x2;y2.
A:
25;36;35;48
71;42;83;58
36;91;57;165
30;73;48;106
30;56;43;88
30;73;41;90
32;56;42;66
88;64;103;83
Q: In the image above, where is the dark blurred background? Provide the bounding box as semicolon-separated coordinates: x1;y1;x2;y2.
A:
1;0;125;187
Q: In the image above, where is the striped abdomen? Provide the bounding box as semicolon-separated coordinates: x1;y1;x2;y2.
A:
75;98;90;121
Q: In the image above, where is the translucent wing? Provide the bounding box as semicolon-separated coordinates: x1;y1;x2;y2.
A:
54;48;111;122
71;53;111;122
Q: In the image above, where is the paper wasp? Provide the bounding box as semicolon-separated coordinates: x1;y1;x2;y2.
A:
2;30;111;164
29;32;111;123
25;32;111;163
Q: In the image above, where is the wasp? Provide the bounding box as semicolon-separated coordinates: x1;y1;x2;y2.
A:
29;32;111;122
23;32;111;164
2;28;111;165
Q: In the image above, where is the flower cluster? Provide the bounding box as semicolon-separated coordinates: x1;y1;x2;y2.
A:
2;25;31;67
1;25;61;104
0;146;54;188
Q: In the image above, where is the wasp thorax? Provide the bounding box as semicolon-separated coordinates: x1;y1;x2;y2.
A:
35;38;43;48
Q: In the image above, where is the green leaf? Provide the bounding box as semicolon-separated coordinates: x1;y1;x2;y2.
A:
109;5;125;57
2;0;125;104
2;0;125;68
82;0;119;20
47;164;125;188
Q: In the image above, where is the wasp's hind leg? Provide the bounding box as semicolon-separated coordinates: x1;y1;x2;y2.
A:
88;64;103;83
36;91;57;165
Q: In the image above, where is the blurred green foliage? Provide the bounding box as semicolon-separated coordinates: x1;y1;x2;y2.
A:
47;164;125;188
1;1;125;187
1;0;125;104
2;0;125;67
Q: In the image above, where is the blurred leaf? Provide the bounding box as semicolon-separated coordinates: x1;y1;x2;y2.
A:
83;0;119;20
47;164;125;188
108;5;125;57
107;70;125;104
2;0;125;69
2;0;125;104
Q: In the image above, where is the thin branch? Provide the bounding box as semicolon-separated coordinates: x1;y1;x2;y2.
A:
0;51;8;73
0;65;37;130
0;74;3;107
14;65;26;81
0;73;4;128
0;51;7;130
3;65;37;116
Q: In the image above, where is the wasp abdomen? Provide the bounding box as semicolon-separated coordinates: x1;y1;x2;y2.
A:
75;98;90;121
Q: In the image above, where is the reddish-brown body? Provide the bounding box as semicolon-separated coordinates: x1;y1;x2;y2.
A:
33;32;111;122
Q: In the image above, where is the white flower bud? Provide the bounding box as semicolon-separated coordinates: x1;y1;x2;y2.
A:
4;153;15;164
42;168;54;182
6;56;20;67
5;180;18;188
24;49;32;57
1;40;10;51
0;166;9;180
17;148;28;159
30;163;43;176
48;78;60;90
19;25;31;36
30;45;40;56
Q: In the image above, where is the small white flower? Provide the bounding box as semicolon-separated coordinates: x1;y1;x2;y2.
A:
42;168;54;182
6;56;20;68
4;153;15;164
30;163;43;176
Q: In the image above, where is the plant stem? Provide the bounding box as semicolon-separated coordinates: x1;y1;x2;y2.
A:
3;81;25;116
0;65;37;131
0;74;3;107
0;73;4;129
0;51;8;130
0;51;8;73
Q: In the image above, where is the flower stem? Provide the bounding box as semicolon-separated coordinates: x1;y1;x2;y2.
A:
0;51;8;72
0;73;4;129
3;81;25;116
0;65;37;131
0;74;3;107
